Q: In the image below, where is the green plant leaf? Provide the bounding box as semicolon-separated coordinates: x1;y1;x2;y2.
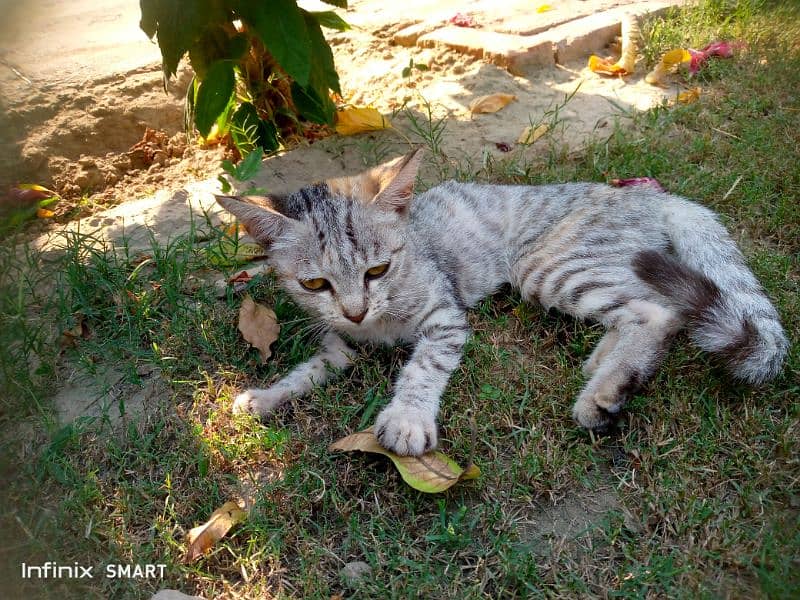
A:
231;103;280;154
320;0;348;7
190;27;249;80
242;0;311;87
310;10;351;31
236;148;264;181
139;0;219;78
303;10;341;96
291;82;334;125
195;60;235;137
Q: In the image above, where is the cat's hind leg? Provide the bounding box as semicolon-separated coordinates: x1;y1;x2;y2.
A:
582;328;620;377
572;300;681;430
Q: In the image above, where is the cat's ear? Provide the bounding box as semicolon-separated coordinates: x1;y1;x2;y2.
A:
370;148;423;215
215;195;290;247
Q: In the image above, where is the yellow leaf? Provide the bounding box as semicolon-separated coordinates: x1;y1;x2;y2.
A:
536;4;552;12
469;93;517;115
588;54;629;76
677;87;701;104
238;295;280;364
335;107;392;135
36;208;55;218
645;48;692;84
518;123;549;145
184;501;246;562
329;428;479;493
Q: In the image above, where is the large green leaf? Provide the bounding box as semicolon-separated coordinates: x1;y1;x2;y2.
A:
241;0;311;87
291;82;334;125
320;0;348;7
139;0;220;78
195;61;235;137
310;10;351;31
303;10;341;96
190;28;249;80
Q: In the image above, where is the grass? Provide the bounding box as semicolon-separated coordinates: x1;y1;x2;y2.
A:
1;1;799;598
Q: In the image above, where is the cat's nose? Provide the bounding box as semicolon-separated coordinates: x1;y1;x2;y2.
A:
344;309;368;324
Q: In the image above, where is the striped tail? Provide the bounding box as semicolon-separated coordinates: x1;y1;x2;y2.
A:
633;201;787;384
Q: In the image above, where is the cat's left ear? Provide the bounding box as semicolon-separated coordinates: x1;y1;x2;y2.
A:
215;195;291;248
370;148;423;215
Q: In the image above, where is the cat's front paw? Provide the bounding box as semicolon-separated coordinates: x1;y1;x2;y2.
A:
232;387;290;417
374;404;437;456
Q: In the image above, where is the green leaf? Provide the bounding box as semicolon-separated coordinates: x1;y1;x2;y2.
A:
303;10;341;95
189;28;249;80
194;61;235;137
139;0;220;78
231;103;280;154
310;10;351;31
241;0;311;87
320;0;348;7
236;147;264;180
291;82;334;125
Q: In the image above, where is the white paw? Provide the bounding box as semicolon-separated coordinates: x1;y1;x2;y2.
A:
572;392;620;431
374;404;437;456
232;387;290;417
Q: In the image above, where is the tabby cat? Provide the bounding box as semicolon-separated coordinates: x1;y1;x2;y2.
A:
217;149;787;456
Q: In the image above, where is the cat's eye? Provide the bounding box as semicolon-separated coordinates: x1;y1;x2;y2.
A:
365;263;390;279
300;277;330;291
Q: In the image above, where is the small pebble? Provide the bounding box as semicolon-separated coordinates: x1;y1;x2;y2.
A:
340;561;372;586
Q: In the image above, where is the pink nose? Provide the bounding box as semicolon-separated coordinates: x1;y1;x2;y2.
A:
344;309;367;324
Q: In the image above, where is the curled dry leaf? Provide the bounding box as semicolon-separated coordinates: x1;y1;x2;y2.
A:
184;501;246;562
677;87;702;104
469;93;516;115
610;177;665;192
335;107;392;135
238;295;280;363
329;428;481;493
645;48;692;85
518;123;549;145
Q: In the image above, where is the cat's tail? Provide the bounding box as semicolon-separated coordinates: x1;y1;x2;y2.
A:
632;202;787;384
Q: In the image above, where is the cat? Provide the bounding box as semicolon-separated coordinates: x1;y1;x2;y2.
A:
216;149;787;456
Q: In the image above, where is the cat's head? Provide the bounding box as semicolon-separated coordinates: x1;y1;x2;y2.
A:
216;149;423;333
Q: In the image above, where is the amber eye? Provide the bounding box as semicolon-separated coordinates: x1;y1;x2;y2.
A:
300;278;330;291
365;263;389;279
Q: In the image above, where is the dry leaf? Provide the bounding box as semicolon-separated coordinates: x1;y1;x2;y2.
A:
36;208;55;218
185;501;246;562
610;177;665;192
335;107;392;135
518;123;549;145
645;48;692;84
469;93;516;115
329;428;481;493
238;295;280;363
677;87;702;104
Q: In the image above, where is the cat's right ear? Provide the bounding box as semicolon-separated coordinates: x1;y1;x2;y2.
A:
215;195;290;247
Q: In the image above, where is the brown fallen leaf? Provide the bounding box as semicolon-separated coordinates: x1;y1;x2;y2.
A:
185;501;246;562
469;93;516;115
238;295;280;363
330;428;480;493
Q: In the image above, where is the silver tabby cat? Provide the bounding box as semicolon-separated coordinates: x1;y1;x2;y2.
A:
217;149;787;456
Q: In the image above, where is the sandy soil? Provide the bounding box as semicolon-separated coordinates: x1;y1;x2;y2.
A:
1;0;677;231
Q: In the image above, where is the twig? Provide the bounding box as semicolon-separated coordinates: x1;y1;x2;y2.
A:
0;59;33;85
722;175;743;201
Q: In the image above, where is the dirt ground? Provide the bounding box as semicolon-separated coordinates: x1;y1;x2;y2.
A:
0;0;678;230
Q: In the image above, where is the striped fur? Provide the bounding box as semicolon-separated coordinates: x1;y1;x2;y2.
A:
217;149;787;455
